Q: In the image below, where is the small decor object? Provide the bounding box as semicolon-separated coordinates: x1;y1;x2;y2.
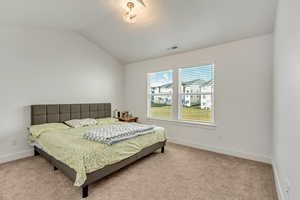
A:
118;111;137;122
121;111;129;118
118;117;138;123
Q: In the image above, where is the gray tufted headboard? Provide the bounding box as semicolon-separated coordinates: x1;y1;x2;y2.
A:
31;103;111;125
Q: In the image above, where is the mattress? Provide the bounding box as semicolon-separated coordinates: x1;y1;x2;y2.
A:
29;121;166;186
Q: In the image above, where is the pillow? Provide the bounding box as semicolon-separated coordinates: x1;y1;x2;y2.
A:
96;118;119;125
30;123;70;138
64;118;98;128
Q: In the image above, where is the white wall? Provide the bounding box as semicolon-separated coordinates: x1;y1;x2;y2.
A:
273;0;300;199
0;27;124;163
125;35;273;163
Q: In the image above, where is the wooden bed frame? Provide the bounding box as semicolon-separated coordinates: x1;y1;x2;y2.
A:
31;103;166;198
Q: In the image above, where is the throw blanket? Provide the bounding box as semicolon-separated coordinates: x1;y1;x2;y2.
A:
83;123;155;145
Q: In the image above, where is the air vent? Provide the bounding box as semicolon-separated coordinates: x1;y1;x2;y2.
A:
167;46;178;51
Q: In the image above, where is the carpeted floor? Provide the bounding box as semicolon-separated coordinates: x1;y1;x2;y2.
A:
0;143;277;200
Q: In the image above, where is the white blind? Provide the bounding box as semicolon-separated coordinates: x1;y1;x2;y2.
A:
179;65;214;123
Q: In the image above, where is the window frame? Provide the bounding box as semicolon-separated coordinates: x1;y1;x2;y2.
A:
147;70;174;120
178;65;215;125
147;64;215;127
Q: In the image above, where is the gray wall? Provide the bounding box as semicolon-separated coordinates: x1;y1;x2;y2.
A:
273;0;300;199
125;34;273;163
0;28;124;163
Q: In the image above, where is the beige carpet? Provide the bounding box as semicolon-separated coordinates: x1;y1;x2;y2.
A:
0;143;277;200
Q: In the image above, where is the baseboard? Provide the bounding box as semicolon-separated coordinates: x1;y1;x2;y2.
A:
168;138;272;164
272;161;285;200
0;149;33;164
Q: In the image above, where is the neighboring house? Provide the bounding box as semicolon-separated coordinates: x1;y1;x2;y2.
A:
199;80;214;110
151;79;214;109
151;83;172;105
181;79;205;108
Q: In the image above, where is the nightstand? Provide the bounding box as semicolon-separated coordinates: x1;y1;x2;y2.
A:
118;117;138;122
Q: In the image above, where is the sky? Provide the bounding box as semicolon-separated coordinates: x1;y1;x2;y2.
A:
149;65;213;87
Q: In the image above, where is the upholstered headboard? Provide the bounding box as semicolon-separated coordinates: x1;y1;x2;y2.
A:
31;103;111;125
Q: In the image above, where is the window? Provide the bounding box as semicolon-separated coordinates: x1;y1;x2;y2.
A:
147;64;215;125
148;70;173;120
179;65;214;123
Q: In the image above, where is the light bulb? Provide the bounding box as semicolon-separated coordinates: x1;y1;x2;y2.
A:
123;1;145;24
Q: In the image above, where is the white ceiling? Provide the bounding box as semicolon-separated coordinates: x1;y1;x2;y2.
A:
0;0;277;64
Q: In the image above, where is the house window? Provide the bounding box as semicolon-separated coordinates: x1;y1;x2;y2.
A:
147;64;215;125
179;65;214;123
148;70;173;120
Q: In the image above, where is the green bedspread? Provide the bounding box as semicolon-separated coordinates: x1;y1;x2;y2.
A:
29;121;166;186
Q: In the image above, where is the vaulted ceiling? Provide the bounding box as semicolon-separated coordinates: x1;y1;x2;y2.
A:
0;0;277;64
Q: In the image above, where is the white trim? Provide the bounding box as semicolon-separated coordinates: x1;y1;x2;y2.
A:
211;64;215;123
178;68;182;120
173;69;179;120
272;161;285;200
168;138;272;164
147;73;150;118
147;117;216;127
0;149;33;164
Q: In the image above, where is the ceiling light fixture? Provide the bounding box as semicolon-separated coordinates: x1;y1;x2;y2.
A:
123;0;146;24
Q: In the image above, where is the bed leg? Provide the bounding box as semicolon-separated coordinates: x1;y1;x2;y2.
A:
161;146;165;153
53;166;58;171
34;149;40;156
82;186;88;198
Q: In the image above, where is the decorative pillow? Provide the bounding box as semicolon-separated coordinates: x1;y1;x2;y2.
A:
30;123;70;138
64;118;98;128
96;118;119;125
83;118;98;126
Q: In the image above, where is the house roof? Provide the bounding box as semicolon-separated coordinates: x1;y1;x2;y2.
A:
151;83;172;89
182;79;207;87
152;79;213;88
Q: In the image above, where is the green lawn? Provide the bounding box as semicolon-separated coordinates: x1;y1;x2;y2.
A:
150;106;212;122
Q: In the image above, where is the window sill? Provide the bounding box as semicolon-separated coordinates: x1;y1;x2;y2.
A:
146;117;216;128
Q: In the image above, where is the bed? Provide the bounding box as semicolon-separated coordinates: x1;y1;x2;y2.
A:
29;103;166;198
